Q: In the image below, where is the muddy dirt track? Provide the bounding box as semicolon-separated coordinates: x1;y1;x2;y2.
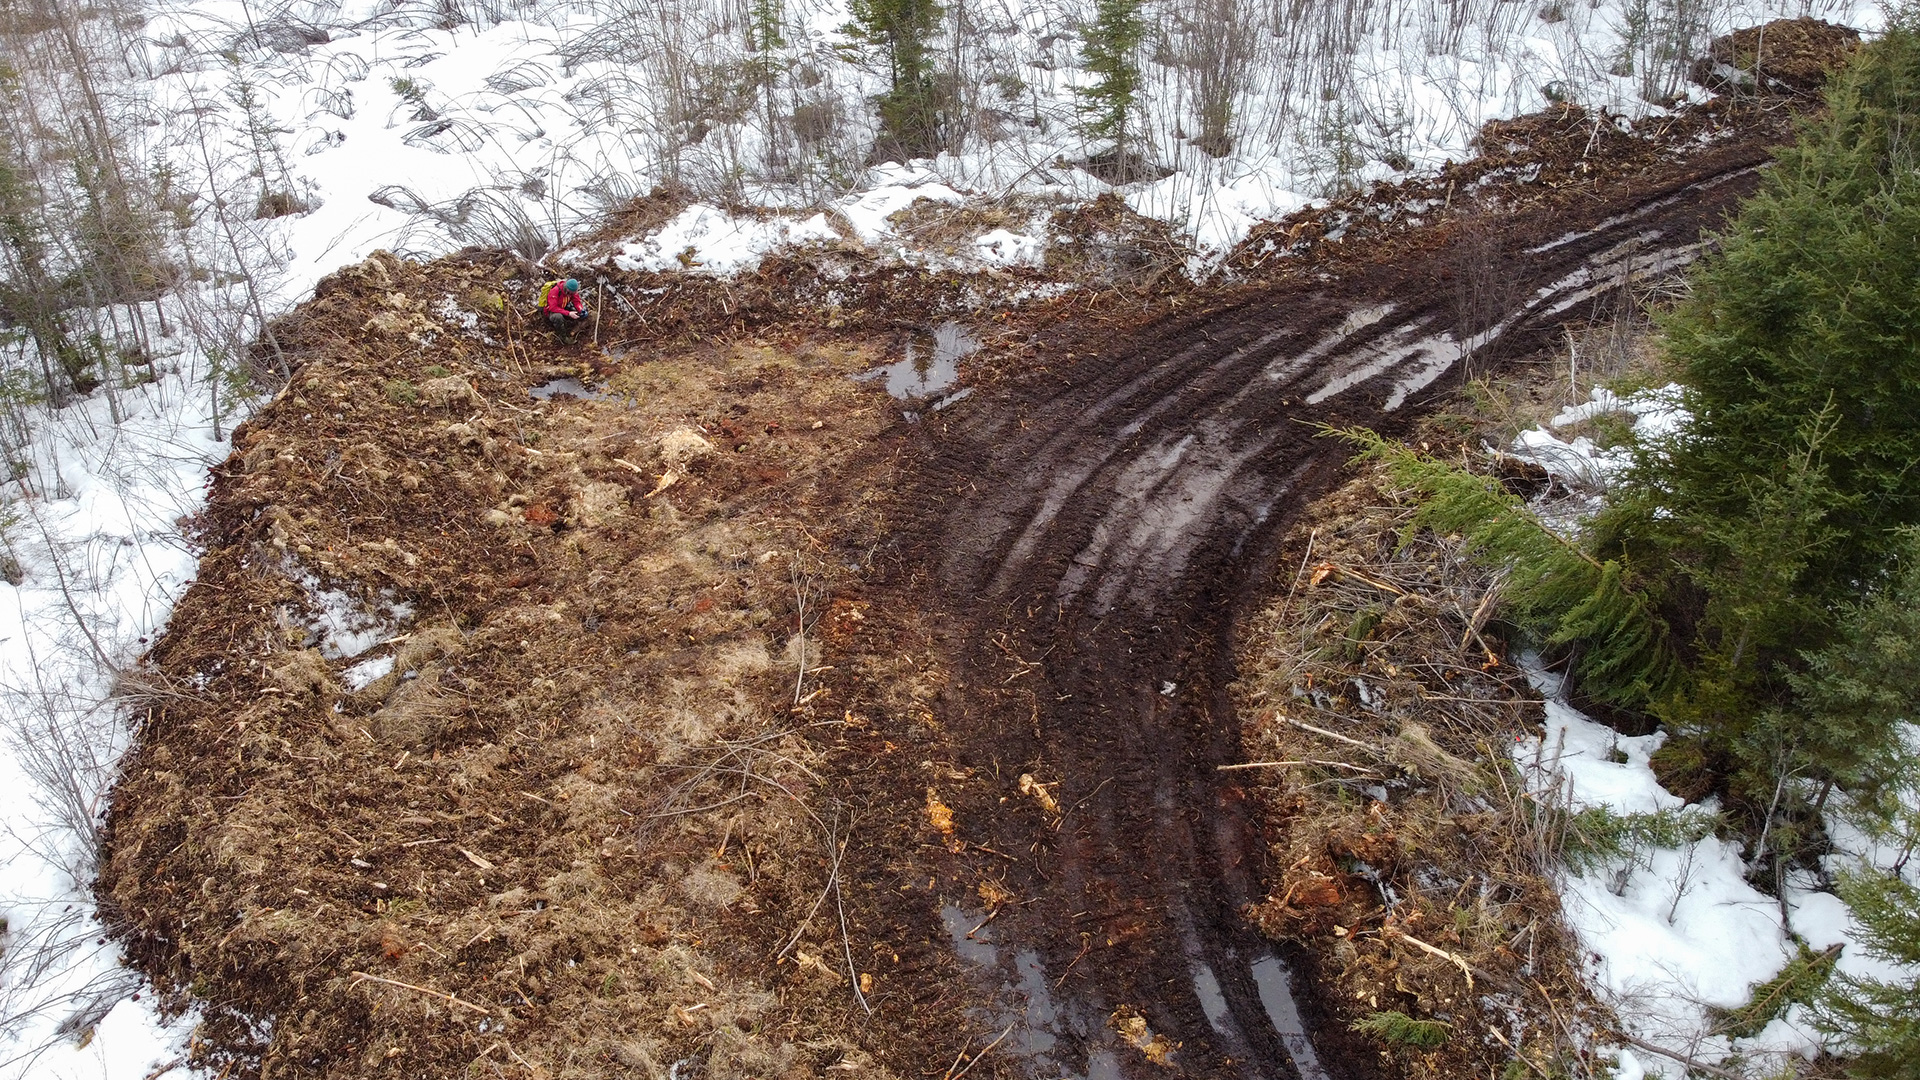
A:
887;138;1772;1080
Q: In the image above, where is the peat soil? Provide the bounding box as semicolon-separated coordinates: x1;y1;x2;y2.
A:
91;57;1845;1080
865;102;1796;1080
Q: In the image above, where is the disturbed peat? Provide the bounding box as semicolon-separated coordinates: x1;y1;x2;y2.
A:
96;45;1852;1080
1232;467;1604;1080
96;248;1110;1080
863;85;1841;1080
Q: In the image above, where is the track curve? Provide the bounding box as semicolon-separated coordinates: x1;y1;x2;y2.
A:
894;136;1771;1080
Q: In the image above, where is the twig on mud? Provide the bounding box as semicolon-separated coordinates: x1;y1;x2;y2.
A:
828;806;871;1016
1217;759;1378;774
1311;561;1408;597
1282;528;1318;611
1280;716;1378;754
142;1057;187;1080
348;971;490;1015
792;553;814;706
645;790;762;819
941;1038;971;1080
1062;775;1114;817
1381;926;1474;990
1055;933;1093;988
1485;1028;1552;1078
1458;581;1501;652
776;829;848;960
945;1023;1015;1080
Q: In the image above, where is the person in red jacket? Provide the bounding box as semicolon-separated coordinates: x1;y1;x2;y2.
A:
544;278;590;343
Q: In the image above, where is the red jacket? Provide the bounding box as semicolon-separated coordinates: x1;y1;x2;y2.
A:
544;281;584;316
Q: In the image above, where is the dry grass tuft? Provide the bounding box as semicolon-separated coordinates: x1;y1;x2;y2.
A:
1232;464;1616;1080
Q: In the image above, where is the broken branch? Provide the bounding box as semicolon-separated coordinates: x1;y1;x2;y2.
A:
1217;759;1377;773
1281;716;1377;753
1381;926;1474;990
349;971;490;1015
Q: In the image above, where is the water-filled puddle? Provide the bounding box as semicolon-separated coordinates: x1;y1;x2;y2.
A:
941;904;1085;1073
529;377;609;401
941;903;999;966
859;321;980;399
1192;963;1232;1032
1252;954;1329;1080
942;903;1325;1079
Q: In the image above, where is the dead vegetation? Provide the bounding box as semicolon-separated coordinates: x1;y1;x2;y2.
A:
96;247;1008;1079
1219;26;1852;286
88;72;1858;1080
1230;464;1616;1080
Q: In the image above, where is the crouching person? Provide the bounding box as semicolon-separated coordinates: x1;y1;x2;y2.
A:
544;277;592;343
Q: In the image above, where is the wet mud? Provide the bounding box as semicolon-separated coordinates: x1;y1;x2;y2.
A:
881;135;1774;1078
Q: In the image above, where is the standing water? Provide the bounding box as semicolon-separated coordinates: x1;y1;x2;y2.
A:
859;321;981;399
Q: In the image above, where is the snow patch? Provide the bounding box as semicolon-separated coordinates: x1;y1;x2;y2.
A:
613;204;840;275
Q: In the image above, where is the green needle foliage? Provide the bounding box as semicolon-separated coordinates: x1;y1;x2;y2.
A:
1775;537;1920;812
1556;805;1721;874
1713;940;1841;1039
1351;1010;1451;1049
1076;0;1147;151
845;0;947;158
1341;427;1675;704
1341;20;1920;1072
1347;15;1920;806
1339;26;1920;1070
1592;13;1920;730
1813;865;1920;1078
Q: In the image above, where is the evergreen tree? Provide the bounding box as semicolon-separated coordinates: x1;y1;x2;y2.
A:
0;63;93;398
748;0;788;171
1566;15;1920;788
1342;427;1677;705
1600;14;1920;691
845;0;947;158
1780;535;1920;813
1348;16;1920;844
1076;0;1147;169
1813;860;1920;1078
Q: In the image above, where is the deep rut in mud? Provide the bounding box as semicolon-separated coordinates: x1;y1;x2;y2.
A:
890;144;1770;1079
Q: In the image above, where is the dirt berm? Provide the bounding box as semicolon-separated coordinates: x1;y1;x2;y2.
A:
100;48;1838;1080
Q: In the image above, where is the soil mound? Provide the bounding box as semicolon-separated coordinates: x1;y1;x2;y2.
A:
1692;18;1861;96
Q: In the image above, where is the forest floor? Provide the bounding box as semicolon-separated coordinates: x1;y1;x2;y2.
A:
97;21;1857;1080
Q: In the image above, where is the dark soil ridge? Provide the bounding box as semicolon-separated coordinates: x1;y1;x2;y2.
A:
865;106;1794;1079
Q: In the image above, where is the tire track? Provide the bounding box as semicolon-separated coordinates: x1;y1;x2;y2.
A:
897;142;1768;1080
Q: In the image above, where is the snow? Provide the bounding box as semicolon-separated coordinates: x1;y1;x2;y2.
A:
1521;666;1802;1074
132;0;1886;288
300;578;411;660
1512;550;1920;1075
973;227;1047;268
0;0;1901;1074
835;172;965;243
1506;383;1687;492
0;356;229;1078
613;204;840;275
341;653;396;691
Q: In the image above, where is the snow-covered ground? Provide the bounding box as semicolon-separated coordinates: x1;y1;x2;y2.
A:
1511;391;1920;1079
0;0;1897;1075
0;356;228;1077
141;0;1880;278
1521;667;1920;1079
